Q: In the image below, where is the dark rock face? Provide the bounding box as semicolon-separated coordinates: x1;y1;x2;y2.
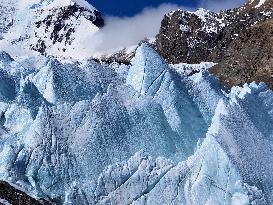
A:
0;4;15;34
246;0;273;11
210;19;273;89
99;49;134;65
209;0;273;89
155;0;273;89
155;9;235;64
92;10;104;28
0;181;51;205
156;5;273;65
210;6;273;62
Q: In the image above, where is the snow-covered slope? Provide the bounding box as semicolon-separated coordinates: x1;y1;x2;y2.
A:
0;0;104;60
247;0;271;9
0;43;272;204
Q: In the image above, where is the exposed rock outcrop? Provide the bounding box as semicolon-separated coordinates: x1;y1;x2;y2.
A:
210;18;273;89
155;0;273;89
155;8;236;64
0;181;51;205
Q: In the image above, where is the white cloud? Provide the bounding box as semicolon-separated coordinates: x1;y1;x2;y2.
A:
83;1;246;57
84;3;192;55
199;0;246;11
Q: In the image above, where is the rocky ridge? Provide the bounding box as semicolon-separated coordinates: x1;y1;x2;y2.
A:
0;181;51;205
156;0;273;89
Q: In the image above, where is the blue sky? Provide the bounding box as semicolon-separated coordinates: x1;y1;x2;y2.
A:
90;0;245;17
90;0;197;16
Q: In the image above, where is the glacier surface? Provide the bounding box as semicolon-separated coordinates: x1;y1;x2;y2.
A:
0;43;271;204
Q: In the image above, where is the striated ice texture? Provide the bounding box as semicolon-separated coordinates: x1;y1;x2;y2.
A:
93;135;249;205
127;44;210;159
0;44;271;204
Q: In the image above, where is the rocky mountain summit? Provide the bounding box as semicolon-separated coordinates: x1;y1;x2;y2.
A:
156;0;273;88
156;8;236;64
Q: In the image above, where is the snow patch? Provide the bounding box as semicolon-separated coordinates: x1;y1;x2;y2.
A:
255;0;266;8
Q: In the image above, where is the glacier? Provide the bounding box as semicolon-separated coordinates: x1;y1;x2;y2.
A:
0;43;271;204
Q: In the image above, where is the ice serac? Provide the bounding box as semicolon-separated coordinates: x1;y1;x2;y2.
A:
209;82;273;203
127;44;211;158
28;59;119;104
0;45;186;203
127;43;168;96
0;42;271;204
93;136;250;205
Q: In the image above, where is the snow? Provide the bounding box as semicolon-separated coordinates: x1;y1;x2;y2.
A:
72;0;95;11
180;24;190;32
192;8;210;22
0;40;39;61
0;0;101;62
59;17;100;60
28;0;96;11
44;0;96;11
255;0;267;8
176;7;234;37
0;199;11;205
16;0;40;10
170;62;215;75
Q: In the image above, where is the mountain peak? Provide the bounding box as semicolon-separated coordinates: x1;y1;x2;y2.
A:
245;0;273;10
248;0;266;6
0;0;104;60
10;0;95;11
65;0;95;11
